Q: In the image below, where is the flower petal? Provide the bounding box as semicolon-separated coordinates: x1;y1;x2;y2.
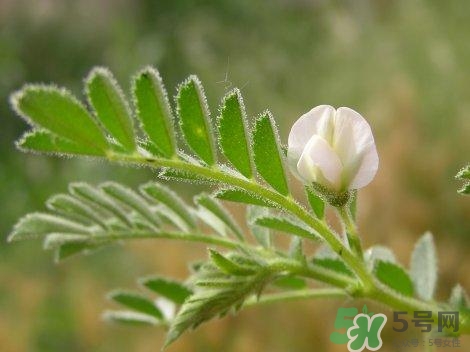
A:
349;143;379;189
332;107;378;188
287;105;336;168
297;135;343;189
333;107;375;163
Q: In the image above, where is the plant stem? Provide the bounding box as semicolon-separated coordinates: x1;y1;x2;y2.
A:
92;230;241;249
93;230;355;289
338;206;363;259
244;288;347;307
267;257;355;289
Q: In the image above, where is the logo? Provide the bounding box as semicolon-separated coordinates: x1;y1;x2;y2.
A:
331;306;461;351
330;305;387;352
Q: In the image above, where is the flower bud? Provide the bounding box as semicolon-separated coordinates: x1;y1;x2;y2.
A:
287;105;378;195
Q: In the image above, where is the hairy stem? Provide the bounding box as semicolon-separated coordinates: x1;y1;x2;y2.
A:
338;206;363;259
92;230;241;249
95;230;355;290
244;288;347;306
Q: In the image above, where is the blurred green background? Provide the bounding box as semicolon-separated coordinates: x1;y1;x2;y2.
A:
1;0;470;351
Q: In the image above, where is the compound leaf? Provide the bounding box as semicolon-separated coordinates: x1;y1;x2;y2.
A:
164;264;269;348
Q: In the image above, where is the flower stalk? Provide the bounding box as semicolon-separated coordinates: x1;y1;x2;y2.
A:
338;206;364;259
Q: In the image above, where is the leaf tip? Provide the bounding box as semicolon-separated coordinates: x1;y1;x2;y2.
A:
84;66;113;85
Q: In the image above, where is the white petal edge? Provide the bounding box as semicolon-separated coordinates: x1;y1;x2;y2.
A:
287;105;335;161
349;143;379;189
332;107;376;166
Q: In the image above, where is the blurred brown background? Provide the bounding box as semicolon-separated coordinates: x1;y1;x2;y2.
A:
1;0;470;351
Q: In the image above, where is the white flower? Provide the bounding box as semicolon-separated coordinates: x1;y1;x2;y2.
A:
287;105;378;192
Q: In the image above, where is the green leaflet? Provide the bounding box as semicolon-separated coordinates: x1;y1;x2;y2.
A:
85;67;136;151
306;186;325;219
11;85;108;152
410;232;437;301
55;241;94;261
43;234;109;262
139;276;192;305
253;214;319;240
101;182;161;229
252;111;289;195
214;187;275;207
139;139;166;157
195;193;244;240
140;182;196;230
46;193;107;228
102;310;160;326
133;67;175;157
108;290;163;319
364;245;397;272
8;213;91;241
312;258;354;277
43;233;90;250
217;89;252;178
17;129;106;156
375;261;414;297
70;182;133;227
209;250;255;276
176;76;215;165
